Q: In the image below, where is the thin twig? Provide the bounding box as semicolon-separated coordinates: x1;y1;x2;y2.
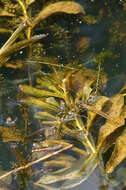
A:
25;60;75;70
78;101;121;126
95;61;102;95
0;143;72;181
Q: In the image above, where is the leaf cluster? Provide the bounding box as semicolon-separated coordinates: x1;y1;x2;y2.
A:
17;63;126;188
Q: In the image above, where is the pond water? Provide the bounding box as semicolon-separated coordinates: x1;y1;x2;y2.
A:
0;0;126;190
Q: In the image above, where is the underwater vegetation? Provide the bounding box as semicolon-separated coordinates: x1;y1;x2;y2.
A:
0;0;126;189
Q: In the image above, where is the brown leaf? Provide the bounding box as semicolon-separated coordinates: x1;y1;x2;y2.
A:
32;1;85;28
97;94;125;149
86;96;109;130
0;127;24;142
100;126;124;153
76;36;90;53
67;68;97;96
83;15;98;25
106;130;126;174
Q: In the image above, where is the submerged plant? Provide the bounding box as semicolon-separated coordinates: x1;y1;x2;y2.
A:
0;0;85;67
0;62;125;189
0;0;126;189
15;63;126;189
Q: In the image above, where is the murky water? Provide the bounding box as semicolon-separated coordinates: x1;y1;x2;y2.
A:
0;1;126;190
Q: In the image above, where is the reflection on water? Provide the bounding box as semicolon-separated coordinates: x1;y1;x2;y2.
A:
0;0;126;190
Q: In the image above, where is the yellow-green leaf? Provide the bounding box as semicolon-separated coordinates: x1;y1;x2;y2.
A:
20;97;59;112
19;84;63;98
34;111;55;120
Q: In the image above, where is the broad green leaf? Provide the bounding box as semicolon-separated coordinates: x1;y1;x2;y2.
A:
46;97;59;107
32;1;85;28
19;84;63;98
20;97;59;112
37;77;61;93
34;111;55;120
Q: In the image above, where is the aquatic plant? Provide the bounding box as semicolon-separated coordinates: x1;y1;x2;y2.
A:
0;0;85;66
16;64;126;188
0;0;126;189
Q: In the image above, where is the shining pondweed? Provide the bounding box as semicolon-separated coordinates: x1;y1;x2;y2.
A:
0;64;125;189
0;0;126;189
11;64;125;189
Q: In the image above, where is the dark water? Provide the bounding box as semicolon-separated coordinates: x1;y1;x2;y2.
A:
0;1;126;190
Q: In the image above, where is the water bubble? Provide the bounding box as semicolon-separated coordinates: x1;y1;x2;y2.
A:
79;20;82;24
20;51;23;55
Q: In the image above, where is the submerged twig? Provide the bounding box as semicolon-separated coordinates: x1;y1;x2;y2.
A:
25;60;75;70
0;143;72;181
95;61;102;95
78;101;121;126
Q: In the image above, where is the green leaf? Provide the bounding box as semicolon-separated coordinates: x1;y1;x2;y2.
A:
20;97;59;112
34;111;55;120
19;84;63;98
